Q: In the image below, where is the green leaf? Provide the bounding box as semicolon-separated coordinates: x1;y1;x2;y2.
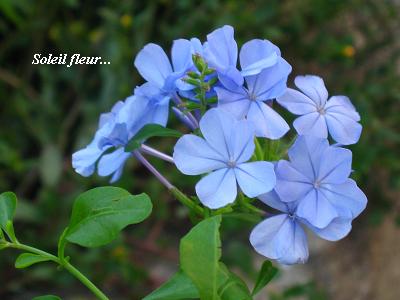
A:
0;192;17;230
125;124;182;152
143;270;199;300
252;261;278;296
32;295;61;300
15;253;52;269
180;215;222;300
217;263;252;300
65;187;152;247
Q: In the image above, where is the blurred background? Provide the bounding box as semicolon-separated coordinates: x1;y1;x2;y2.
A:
0;0;399;299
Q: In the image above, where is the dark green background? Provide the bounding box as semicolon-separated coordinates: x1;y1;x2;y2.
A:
0;0;399;299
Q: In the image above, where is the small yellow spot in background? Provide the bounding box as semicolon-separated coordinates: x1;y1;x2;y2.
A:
111;246;127;260
120;14;132;28
342;45;355;58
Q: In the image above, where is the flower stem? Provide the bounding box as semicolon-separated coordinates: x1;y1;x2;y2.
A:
5;242;109;300
140;144;174;164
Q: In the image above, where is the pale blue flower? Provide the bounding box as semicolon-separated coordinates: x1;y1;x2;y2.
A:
72;92;167;182
204;25;282;91
215;39;291;139
173;108;276;209
273;135;367;228
250;190;354;265
277;75;362;145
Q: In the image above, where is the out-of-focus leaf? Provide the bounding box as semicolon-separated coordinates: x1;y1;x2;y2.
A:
39;144;62;187
65;187;152;247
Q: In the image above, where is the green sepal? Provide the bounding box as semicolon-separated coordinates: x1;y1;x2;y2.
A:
125;124;182;152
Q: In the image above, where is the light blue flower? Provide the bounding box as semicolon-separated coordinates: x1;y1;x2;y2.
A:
173;108;276;209
250;190;354;265
204;25;282;91
273;135;367;228
215;39;291;139
277;75;362;145
72;92;167;182
134;38;201;94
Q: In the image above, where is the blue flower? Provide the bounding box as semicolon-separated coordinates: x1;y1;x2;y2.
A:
215;39;291;139
204;25;283;91
273;135;367;228
277;75;362;145
173;108;276;209
72;92;168;182
250;190;354;265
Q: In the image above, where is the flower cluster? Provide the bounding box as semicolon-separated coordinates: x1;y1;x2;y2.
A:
72;25;367;264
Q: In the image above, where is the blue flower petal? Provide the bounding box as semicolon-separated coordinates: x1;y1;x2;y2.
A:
134;43;172;89
301;216;352;241
195;168;237;209
296;189;338;228
317;147;352;184
97;147;131;178
172;39;194;72
250;214;309;265
173;134;226;175
274;160;313;202
239;39;279;77
246;59;291;100
325;96;360;121
247;101;289;139
294;75;328;107
235;161;276;198
258;190;292;213
325;112;362;145
277;88;317;115
320;179;367;219
72;142;105;177
199;108;236;160
288;136;329;181
230;120;255;163
215;86;250;119
293;113;328;138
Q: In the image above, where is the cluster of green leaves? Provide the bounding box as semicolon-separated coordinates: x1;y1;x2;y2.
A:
0;188;152;299
144;216;277;300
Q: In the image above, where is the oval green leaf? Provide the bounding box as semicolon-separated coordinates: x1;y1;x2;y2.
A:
65;187;152;247
0;192;17;230
15;253;52;269
180;215;222;300
143;270;199;300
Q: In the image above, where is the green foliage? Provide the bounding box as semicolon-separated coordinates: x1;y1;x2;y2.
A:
15;253;52;269
0;192;17;230
125;124;182;152
180;215;222;300
252;261;278;296
32;296;61;300
64;187;152;247
143;270;199;300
